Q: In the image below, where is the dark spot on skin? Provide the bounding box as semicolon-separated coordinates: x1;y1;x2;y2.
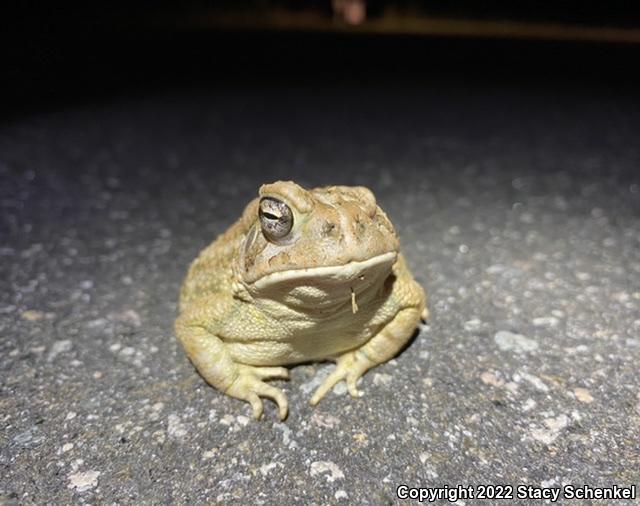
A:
245;254;255;271
322;220;336;237
354;215;366;236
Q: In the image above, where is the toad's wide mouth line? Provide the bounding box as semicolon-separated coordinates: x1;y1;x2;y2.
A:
246;251;398;290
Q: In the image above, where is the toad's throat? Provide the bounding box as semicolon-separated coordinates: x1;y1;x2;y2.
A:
246;252;398;293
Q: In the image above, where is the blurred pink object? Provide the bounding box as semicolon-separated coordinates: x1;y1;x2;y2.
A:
332;0;366;26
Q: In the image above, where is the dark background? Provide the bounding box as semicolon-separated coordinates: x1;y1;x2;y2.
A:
3;1;640;115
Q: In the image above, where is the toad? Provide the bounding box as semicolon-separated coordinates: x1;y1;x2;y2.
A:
175;181;427;420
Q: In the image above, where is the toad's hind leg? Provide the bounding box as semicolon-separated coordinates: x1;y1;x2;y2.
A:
175;295;289;420
309;305;423;405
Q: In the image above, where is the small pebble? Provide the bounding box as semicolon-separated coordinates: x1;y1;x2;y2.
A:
574;387;594;403
310;461;344;482
21;310;44;321
495;331;539;353
67;470;100;493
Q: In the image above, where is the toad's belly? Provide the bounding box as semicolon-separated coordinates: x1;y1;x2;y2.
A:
226;329;374;366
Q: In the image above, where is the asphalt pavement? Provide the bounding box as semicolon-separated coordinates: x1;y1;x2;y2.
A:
1;79;639;504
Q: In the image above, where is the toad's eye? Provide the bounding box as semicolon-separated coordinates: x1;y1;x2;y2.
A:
259;197;293;242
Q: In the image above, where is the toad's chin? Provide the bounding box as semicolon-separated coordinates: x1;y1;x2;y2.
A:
245;252;397;308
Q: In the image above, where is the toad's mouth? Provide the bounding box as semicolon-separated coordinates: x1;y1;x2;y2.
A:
246;251;398;293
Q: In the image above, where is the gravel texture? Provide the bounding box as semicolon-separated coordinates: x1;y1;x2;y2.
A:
1;81;639;504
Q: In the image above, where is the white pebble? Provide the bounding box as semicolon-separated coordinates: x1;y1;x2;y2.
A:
260;462;278;476
520;373;550;392
495;331;539;353
67;470;100;493
47;340;73;362
310;461;344;482
532;316;559;327
167;413;187;439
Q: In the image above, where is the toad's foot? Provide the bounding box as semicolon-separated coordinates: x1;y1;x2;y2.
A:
226;365;290;420
309;304;424;406
309;350;375;406
175;295;290;421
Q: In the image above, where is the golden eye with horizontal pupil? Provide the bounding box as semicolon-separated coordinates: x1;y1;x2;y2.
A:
259;197;293;241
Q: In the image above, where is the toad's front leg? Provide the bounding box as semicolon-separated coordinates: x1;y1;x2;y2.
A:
175;295;289;420
310;305;423;406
